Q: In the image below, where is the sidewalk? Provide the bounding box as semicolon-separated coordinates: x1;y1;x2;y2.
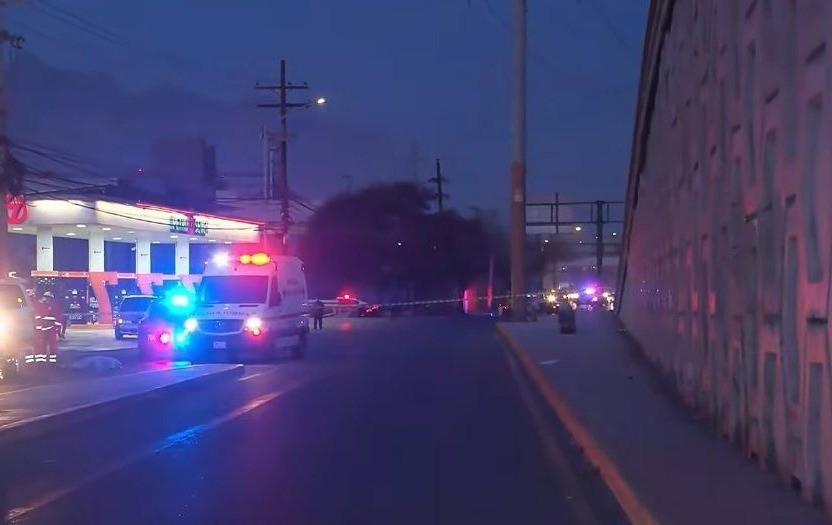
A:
0;364;243;446
497;313;828;525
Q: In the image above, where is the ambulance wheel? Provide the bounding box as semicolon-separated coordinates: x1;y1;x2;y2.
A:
290;333;307;360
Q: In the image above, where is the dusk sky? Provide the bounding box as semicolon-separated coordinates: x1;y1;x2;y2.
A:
8;0;647;218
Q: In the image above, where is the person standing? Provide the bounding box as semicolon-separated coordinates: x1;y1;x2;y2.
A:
35;292;60;364
312;299;325;330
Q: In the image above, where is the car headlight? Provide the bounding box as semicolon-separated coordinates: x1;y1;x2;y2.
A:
184;318;198;332
245;316;263;337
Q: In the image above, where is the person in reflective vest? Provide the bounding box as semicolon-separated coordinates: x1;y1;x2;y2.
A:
32;292;60;364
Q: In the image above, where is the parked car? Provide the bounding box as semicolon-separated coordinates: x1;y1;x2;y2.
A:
137;298;192;362
114;295;155;340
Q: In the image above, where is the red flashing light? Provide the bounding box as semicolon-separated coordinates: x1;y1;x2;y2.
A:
343;294;351;300
250;327;262;337
159;331;172;345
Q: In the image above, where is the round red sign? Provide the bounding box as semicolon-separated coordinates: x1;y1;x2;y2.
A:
5;194;28;225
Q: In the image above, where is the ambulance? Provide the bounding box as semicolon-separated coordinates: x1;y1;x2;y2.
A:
183;252;309;362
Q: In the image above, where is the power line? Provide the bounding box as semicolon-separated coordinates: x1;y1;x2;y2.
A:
33;0;122;41
29;3;121;46
474;0;630;96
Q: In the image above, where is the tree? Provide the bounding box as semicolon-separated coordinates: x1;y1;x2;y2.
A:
299;182;500;302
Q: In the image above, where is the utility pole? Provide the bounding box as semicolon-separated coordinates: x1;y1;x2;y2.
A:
0;2;23;279
260;126;272;199
509;0;527;320
429;158;448;213
256;59;315;251
594;200;604;279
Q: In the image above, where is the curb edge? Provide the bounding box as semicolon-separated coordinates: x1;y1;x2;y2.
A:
0;364;245;447
495;323;658;525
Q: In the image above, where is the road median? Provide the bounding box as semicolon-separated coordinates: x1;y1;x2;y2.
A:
0;364;244;447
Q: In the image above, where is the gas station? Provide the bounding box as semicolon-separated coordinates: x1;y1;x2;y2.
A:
6;197;262;324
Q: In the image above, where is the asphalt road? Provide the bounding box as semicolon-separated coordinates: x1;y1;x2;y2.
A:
1;316;625;525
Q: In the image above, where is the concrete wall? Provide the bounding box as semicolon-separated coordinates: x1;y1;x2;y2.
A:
620;0;832;513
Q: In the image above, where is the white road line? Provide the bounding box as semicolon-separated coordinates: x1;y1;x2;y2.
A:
238;372;263;382
5;384;303;522
539;359;559;366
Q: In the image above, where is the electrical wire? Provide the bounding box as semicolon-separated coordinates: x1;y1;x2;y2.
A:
33;0;123;41
475;0;632;96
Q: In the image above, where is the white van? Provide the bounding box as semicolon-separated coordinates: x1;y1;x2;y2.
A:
184;252;309;362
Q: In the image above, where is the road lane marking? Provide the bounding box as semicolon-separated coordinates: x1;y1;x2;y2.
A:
238;372;263;382
502;346;600;525
5;383;304;522
539;359;559;366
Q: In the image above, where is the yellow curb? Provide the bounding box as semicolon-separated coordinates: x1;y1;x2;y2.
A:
495;323;659;525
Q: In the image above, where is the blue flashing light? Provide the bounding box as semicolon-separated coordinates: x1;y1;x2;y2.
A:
170;294;190;308
175;332;187;345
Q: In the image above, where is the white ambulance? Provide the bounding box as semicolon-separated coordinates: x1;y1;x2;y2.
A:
184;252;309;362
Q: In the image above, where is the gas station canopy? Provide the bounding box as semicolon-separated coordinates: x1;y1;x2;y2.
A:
8;198;261;245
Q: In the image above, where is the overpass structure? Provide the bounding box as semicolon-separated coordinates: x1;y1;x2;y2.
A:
619;0;832;515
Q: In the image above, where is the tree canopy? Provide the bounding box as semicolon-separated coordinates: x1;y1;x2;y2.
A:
299;182;499;302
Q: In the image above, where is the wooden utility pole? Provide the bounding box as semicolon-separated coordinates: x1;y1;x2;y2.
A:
509;0;527;319
256;60;315;251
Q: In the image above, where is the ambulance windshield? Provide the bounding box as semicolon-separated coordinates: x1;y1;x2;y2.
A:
198;276;269;305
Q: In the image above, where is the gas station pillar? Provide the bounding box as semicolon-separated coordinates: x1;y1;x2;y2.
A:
136;236;151;274
35;228;54;271
175;239;189;276
88;231;105;272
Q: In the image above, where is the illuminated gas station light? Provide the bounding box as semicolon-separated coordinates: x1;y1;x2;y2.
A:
212;252;230;267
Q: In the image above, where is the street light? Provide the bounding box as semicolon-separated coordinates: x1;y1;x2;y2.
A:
575;226;582;232
316;97;326;106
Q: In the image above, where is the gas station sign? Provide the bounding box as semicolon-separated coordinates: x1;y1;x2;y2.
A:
169;213;207;236
5;194;27;224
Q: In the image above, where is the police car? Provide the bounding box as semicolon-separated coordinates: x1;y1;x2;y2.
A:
183;252;309;362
